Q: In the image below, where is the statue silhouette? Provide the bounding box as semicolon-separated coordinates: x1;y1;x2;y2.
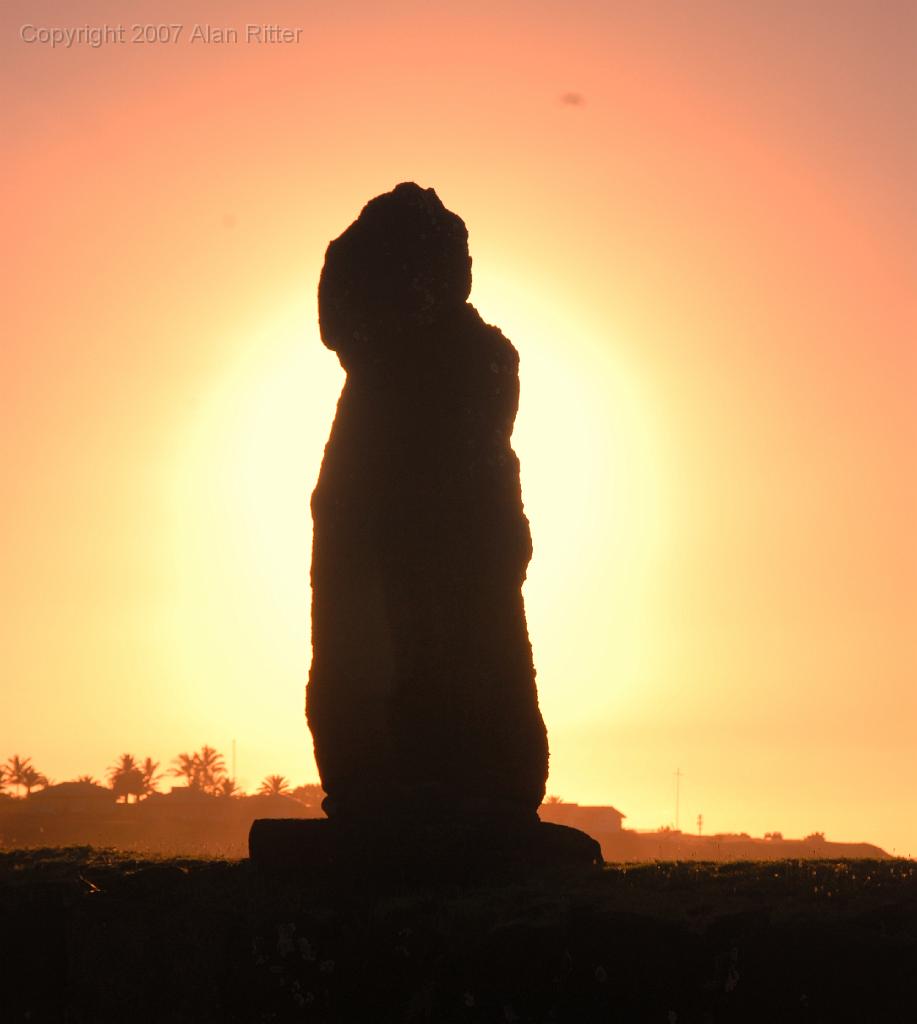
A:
250;183;599;876
308;182;548;827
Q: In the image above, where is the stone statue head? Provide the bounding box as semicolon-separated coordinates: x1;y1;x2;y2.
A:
318;182;472;368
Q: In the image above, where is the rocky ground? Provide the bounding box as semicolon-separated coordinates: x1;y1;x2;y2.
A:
2;847;914;1023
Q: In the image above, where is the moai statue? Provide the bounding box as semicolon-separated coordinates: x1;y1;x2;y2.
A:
251;183;600;875
308;182;548;827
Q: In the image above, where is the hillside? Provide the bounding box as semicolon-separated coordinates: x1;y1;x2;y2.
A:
597;829;890;863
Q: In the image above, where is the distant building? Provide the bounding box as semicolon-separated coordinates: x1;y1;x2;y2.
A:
166;785;209;799
142;786;219;822
539;801;625;834
27;781;116;815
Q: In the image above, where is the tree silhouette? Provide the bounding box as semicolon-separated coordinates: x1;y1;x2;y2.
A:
0;766;7;795
139;758;163;796
5;755;35;797
21;766;49;795
194;745;227;795
108;753;146;804
75;774;99;785
215;777;241;798
169;746;227;795
170;752;198;788
259;775;292;797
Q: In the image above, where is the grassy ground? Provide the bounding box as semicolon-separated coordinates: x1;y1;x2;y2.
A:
1;847;914;1023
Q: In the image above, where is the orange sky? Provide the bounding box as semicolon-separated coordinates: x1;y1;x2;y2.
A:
3;1;915;855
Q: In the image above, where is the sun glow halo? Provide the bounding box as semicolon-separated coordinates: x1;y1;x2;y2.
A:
167;279;664;774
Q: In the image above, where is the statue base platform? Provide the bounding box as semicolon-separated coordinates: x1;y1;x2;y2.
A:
249;817;602;882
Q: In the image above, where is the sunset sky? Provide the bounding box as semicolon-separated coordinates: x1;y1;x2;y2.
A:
3;1;915;855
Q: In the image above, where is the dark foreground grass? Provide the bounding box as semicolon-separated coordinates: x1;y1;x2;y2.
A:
1;848;914;1023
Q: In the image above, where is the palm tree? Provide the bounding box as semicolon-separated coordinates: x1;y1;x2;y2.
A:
5;755;34;797
108;753;138;778
108;753;145;804
21;766;49;795
75;774;99;785
258;775;292;797
139;757;163;796
170;751;198;788
194;745;227;795
215;777;241;798
169;747;227;795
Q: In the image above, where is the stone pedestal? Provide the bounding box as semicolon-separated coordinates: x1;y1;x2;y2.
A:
249;818;602;882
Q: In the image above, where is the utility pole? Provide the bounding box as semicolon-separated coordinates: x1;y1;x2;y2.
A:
232;739;237;783
697;813;703;836
674;768;683;831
